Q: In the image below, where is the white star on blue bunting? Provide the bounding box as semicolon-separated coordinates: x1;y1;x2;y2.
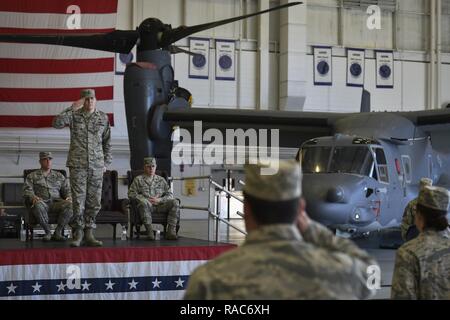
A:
56;282;66;292
32;282;42;293
128;279;138;290
174;277;185;288
152;278;161;288
105;280;115;291
81;281;91;291
6;283;17;294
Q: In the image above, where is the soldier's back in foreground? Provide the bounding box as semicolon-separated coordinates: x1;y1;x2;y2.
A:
184;160;378;300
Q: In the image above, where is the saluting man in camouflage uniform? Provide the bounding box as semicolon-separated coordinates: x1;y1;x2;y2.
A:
392;185;450;299
53;89;112;247
23;152;72;241
128;157;179;240
400;178;433;241
184;160;378;300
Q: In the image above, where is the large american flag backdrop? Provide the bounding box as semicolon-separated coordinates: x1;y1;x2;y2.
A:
0;0;117;128
0;245;235;300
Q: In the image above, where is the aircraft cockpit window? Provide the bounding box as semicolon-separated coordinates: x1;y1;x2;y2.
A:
300;147;332;174
375;148;387;165
374;148;389;183
329;147;374;176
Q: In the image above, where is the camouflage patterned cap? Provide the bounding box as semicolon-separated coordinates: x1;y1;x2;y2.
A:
39;151;53;160
144;157;156;166
418;185;450;212
419;177;433;190
80;89;96;99
244;160;302;202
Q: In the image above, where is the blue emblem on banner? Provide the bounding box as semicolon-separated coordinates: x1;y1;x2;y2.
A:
192;54;207;69
317;61;330;76
350;63;362;77
218;55;232;70
379;65;392;79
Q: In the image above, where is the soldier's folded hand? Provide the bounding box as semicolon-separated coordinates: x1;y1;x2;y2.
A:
149;197;161;205
32;196;42;206
65;197;72;202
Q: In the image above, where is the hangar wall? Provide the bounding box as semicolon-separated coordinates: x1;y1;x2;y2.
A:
0;0;449;221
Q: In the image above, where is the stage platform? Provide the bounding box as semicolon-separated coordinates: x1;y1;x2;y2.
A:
0;237;236;300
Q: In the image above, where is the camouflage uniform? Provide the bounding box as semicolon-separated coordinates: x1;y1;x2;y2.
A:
184;160;377;300
23;169;72;231
128;174;179;227
391;228;450;299
401;178;433;241
401;198;418;241
184;221;377;300
392;185;450;299
52;94;111;229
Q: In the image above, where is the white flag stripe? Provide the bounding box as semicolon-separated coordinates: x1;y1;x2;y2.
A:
0;101;113;115
0;290;184;300
0;12;117;30
0;43;114;60
0;72;114;89
0;260;208;281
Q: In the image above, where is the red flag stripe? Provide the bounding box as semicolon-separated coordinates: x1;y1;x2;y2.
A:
0;1;118;14
0;245;236;265
0;58;114;74
0;87;113;102
0;114;115;128
0;28;115;35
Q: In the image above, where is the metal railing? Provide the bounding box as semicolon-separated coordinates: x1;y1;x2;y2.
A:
170;175;247;242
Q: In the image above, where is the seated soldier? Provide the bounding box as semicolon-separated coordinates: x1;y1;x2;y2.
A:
23;152;73;241
128;157;179;240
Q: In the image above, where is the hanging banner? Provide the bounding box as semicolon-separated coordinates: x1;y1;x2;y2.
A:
189;37;210;79
313;47;333;86
215;39;236;81
313;46;332;86
376;50;394;89
346;48;365;87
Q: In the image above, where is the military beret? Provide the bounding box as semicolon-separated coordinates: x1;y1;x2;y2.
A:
418;185;450;212
144;157;156;166
244;160;302;202
39;151;53;160
80;89;96;99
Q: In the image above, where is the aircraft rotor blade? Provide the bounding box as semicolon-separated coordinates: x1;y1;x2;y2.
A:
0;30;139;54
159;2;302;47
168;45;199;56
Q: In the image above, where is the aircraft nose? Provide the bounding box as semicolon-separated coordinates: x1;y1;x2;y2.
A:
326;186;346;203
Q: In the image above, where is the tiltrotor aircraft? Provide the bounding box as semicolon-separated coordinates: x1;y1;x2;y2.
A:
2;1;450;235
0;1;302;172
163;95;450;236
